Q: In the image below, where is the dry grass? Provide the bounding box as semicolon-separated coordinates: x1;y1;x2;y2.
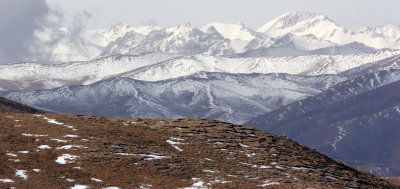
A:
0;113;397;188
383;177;400;186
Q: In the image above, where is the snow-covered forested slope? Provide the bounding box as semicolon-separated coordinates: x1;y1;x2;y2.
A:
1;72;345;124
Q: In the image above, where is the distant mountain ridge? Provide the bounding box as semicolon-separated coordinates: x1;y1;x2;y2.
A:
1;51;398;92
22;11;400;63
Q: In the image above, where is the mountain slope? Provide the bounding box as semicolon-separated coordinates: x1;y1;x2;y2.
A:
245;68;400;176
257;12;400;50
0;111;396;188
103;23;234;56
1;51;399;92
0;97;44;114
1;72;344;124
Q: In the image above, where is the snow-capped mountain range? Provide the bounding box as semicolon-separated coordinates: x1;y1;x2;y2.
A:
26;11;400;63
1;11;400;177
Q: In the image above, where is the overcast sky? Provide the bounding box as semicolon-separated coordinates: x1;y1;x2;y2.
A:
46;0;400;30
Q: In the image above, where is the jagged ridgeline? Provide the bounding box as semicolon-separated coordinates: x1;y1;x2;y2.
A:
0;97;397;188
16;11;400;63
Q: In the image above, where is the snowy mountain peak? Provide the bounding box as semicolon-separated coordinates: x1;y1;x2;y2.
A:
202;22;257;42
257;12;344;39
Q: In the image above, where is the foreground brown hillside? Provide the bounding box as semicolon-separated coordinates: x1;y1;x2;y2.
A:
0;97;44;114
0;112;397;188
384;178;400;187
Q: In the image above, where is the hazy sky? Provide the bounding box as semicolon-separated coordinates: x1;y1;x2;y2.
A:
46;0;400;30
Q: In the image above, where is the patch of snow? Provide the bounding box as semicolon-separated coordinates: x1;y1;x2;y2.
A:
64;134;79;138
395;105;400;114
22;133;48;137
170;137;184;141
102;187;121;189
258;180;280;187
292;166;309;170
71;184;89;189
246;152;256;157
51;138;68;143
275;166;285;169
15;169;28;180
166;137;185;152
203;170;216;173
56;154;80;164
66;178;75;182
43;117;64;125
331;125;348;151
239;162;258;168
18;151;29;154
32;169;41;172
325;173;339;180
38;145;52;150
137;184;152;189
182;178;207;189
56;145;83;150
210;179;232;184
239;143;249;148
91;178;103;182
0;179;14;183
114;153;168;160
6;153;17;157
64;125;76;129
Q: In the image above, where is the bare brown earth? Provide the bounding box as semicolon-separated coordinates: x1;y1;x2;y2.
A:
0;112;397;189
383;177;400;187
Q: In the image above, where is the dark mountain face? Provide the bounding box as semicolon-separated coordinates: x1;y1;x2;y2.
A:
0;97;44;114
229;42;377;58
245;69;400;176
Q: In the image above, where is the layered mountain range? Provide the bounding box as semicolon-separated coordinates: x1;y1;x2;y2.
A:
30;12;400;63
1;12;400;177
